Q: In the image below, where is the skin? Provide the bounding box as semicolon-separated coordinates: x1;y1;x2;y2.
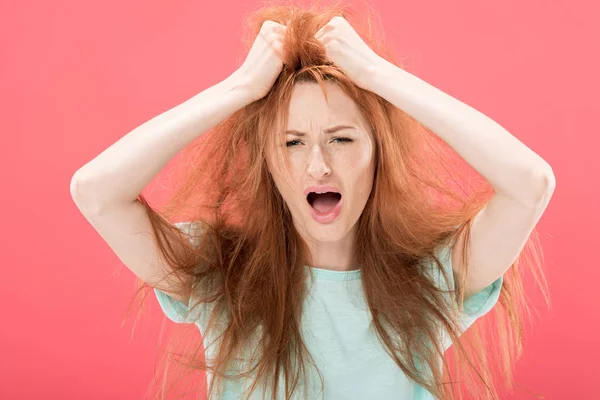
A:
265;81;376;272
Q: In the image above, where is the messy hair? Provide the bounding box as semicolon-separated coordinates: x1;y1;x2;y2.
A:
128;1;549;399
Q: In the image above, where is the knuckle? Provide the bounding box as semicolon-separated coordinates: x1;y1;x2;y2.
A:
260;20;276;33
264;32;279;43
328;38;341;50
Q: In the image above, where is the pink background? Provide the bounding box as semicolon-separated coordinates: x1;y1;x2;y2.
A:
2;0;597;398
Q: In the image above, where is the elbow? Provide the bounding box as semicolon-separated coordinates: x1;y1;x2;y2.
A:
70;170;103;215
70;168;94;203
70;170;85;203
528;164;556;208
70;171;84;201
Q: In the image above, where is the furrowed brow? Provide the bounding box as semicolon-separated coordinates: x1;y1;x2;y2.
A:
284;125;356;137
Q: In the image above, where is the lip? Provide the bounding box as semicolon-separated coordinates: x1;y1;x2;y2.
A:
304;185;341;197
304;186;343;224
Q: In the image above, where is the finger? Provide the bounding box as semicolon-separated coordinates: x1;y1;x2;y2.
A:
272;41;284;58
315;17;336;38
314;23;329;40
316;32;334;46
265;31;284;45
314;26;324;40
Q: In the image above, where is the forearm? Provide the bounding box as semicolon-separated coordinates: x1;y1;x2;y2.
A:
369;61;555;207
71;74;253;211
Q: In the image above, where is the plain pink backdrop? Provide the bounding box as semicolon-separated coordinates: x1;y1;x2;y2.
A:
2;0;597;398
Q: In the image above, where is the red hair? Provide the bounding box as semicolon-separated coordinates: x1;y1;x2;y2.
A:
127;1;549;399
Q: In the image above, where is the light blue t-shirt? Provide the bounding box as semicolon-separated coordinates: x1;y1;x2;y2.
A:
154;222;503;399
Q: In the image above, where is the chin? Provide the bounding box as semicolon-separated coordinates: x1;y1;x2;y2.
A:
306;220;347;241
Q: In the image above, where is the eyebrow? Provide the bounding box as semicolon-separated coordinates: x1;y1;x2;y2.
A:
284;125;356;137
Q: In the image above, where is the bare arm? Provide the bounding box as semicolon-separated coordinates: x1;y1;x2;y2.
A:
70;20;286;304
71;73;252;209
70;73;254;301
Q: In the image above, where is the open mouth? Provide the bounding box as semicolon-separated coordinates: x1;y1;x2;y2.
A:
307;192;342;214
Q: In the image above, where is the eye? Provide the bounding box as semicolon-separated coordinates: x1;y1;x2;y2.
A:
285;138;353;147
285;140;302;147
333;137;353;144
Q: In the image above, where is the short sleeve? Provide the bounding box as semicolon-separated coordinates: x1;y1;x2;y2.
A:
154;287;198;323
428;245;503;340
154;221;212;326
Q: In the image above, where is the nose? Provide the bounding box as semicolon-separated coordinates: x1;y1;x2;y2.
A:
306;144;332;180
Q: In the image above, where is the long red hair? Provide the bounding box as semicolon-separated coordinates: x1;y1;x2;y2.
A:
127;1;549;399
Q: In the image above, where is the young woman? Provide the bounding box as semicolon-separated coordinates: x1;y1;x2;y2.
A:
71;2;555;399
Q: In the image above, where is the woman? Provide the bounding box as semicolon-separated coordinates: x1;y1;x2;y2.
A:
71;2;555;399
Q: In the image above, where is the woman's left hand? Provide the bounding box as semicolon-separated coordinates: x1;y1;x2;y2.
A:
314;16;386;91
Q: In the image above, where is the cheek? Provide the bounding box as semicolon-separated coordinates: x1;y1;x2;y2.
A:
347;144;374;170
348;147;375;198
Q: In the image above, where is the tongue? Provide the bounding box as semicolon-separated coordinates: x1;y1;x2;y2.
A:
312;193;340;213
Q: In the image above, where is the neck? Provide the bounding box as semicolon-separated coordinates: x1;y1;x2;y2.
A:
303;225;358;272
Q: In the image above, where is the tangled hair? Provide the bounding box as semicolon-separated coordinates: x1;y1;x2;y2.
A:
126;1;549;399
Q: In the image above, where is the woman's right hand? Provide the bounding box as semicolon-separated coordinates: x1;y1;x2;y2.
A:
233;20;287;102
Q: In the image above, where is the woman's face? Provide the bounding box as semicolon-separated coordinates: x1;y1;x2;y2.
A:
266;81;376;243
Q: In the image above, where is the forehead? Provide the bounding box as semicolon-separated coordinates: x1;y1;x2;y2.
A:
285;82;366;131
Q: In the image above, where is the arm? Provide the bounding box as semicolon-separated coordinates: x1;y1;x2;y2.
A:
70;73;254;300
369;62;554;206
367;62;555;298
70;19;286;304
70;73;252;210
